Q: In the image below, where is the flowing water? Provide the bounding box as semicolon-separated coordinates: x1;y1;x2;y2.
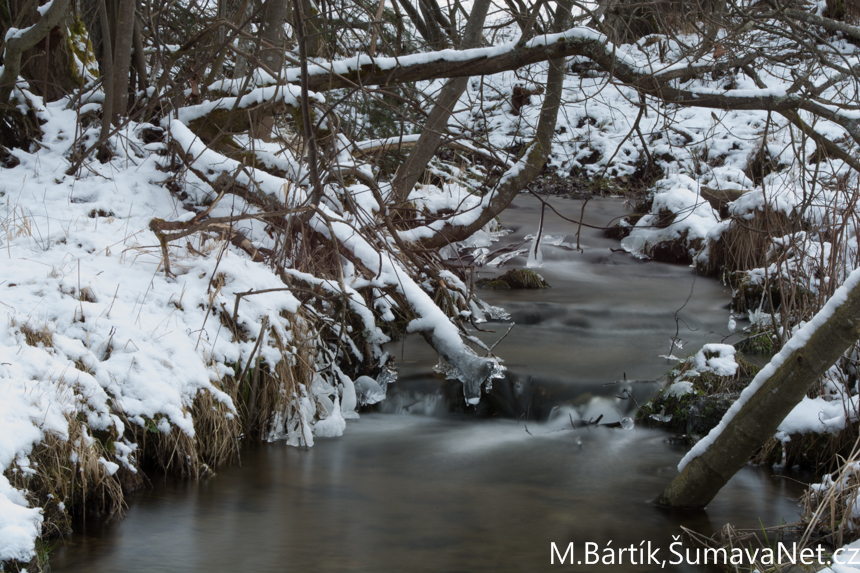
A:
50;196;807;572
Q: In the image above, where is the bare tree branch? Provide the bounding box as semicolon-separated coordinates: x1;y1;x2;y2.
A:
0;0;72;103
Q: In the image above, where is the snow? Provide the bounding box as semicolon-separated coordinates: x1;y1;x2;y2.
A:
312;396;347;438
4;27;23;41
776;394;859;439
666;381;695;398
693;344;738;377
0;96;329;564
821;539;860;572
0;475;41;563
621;177;721;260
354;134;422;150
174;84;315;125
98;457;120;476
2;6;860;565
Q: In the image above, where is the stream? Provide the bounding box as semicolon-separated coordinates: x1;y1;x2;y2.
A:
50;196;808;572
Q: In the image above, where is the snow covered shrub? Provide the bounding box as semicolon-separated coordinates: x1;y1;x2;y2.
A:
752;358;860;469
638;344;759;435
621;176;721;264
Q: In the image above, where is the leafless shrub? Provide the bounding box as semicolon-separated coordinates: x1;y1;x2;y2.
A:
798;437;860;549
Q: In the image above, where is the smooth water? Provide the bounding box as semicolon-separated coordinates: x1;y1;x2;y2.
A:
386;195;738;420
50;196;806;572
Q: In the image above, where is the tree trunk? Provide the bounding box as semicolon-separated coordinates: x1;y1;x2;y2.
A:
389;0;491;203
252;0;289;140
413;0;571;249
416;0;448;48
132;19;147;91
96;0;114;159
1;0;77;102
655;269;860;509
299;0;322;57
0;0;74;103
232;0;260;79
393;0;434;46
80;0;137;124
260;0;288;75
111;0;136;122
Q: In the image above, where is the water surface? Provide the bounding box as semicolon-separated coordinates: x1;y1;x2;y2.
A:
50;417;805;572
51;196;805;572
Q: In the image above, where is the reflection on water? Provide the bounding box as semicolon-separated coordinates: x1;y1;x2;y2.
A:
51;197;805;572
51;417;804;573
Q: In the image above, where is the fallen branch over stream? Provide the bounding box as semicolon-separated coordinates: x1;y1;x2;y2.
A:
656;268;860;509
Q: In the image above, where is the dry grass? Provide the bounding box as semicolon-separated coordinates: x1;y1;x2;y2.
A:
259;311;318;439
798;436;860;549
752;424;859;470
78;285;97;303
435;278;471;316
682;432;860;571
15;320;54;348
129;414;205;478
3;415;127;539
706;208;796;277
0;204;34;242
210;306;320;442
192;388;241;469
680;522;813;573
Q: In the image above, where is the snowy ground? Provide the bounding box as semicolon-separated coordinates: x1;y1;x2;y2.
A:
0;93;320;563
3;23;860;568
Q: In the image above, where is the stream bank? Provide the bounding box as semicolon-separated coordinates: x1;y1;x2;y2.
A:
47;195;811;572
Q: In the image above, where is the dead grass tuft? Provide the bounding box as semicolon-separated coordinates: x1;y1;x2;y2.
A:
15;321;54;348
263;311;319;441
798;436;860;549
706;207;796;276
752;418;859;470
78;286;97;303
3;415;126;541
193;387;240;468
129;415;205;478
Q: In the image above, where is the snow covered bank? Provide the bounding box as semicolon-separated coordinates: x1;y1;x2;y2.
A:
679;268;860;472
0;74;512;567
0;94;362;565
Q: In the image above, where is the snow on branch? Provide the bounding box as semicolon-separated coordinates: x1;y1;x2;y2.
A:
166;114;503;404
277;26;759;93
678;266;860;471
309;206;505;403
0;0;72;103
